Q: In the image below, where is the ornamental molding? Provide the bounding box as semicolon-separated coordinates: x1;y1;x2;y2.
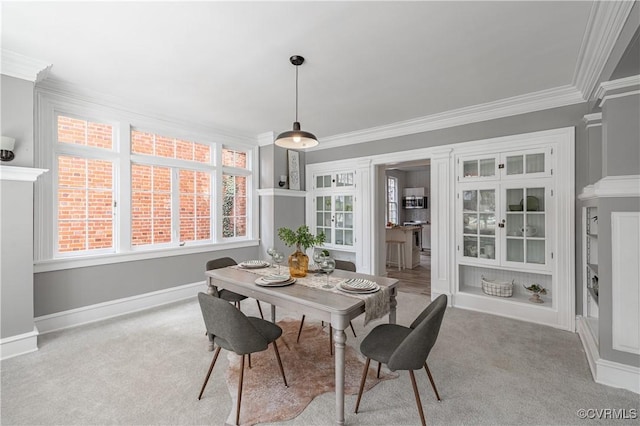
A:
257;188;307;197
0;50;52;82
0;166;48;182
578;175;640;200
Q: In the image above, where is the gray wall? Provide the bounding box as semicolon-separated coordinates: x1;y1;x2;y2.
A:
33;247;256;316
602;93;640;177
0;75;37;339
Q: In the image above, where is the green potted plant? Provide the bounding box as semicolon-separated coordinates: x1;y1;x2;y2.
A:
277;225;325;277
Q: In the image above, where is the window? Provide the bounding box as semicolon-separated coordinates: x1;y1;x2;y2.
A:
56;115;115;255
387;176;398;225
130;130;213;247
37;93;256;266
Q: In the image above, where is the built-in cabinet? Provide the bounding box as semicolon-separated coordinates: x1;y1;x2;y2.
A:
583;205;599;340
313;171;356;250
453;132;574;331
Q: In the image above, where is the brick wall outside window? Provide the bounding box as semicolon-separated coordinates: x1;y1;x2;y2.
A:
57;116;114;253
222;174;247;238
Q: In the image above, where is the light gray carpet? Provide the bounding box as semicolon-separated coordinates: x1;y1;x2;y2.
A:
2;291;638;425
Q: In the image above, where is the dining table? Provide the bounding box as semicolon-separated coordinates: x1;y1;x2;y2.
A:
205;264;398;425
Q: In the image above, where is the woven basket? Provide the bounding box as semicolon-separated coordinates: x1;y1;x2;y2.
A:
481;277;513;297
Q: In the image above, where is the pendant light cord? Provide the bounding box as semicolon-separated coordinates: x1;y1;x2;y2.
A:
295;65;299;123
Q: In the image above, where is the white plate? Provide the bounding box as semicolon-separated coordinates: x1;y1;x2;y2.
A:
262;274;291;283
337;282;380;294
255;277;296;287
239;260;270;269
340;278;378;291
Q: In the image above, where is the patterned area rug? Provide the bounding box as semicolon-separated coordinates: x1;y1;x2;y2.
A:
224;319;397;425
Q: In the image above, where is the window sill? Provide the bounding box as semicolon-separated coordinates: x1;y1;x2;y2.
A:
34;239;259;273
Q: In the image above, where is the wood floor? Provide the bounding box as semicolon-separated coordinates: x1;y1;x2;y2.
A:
386;251;431;296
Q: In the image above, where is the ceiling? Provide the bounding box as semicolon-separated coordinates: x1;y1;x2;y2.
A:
2;2;597;142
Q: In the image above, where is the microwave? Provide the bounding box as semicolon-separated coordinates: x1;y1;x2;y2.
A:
402;196;428;209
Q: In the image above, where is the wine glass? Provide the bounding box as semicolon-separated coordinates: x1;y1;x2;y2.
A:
312;249;326;276
320;257;336;288
267;247;276;267
273;251;285;274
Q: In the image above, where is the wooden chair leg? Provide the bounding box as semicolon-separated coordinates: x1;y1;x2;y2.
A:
248;354;251;369
409;370;426;426
296;315;306;343
198;346;221;400
424;362;442;401
236;355;245;426
256;301;264;319
272;341;288;387
376;361;382;379
354;357;370;413
349;321;357;338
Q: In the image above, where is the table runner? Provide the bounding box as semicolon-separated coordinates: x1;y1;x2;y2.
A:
232;265;390;325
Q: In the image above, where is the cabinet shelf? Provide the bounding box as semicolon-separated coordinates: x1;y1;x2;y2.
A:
459;284;553;309
587;233;598;238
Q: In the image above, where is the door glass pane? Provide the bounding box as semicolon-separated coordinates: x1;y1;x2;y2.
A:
479;237;495;260
463;160;478;178
463;236;478;257
506;188;524;211
479;158;495;177
506;213;523;236
506;155;523;175
527;240;545;264
335;213;344;227
316;176;324;188
479;214;496;235
526;153;545;173
479;190;495;212
463;190;477;211
463;213;477;234
526;188;545;211
344;195;353;211
316;212;324;225
318;227;331;243
527;214;545;238
345;213;353;228
335;230;344;245
344;230;353;246
507;239;524;262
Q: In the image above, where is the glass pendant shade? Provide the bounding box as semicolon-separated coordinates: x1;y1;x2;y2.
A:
275;121;318;149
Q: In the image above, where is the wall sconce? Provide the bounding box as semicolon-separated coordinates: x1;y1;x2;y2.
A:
278;175;287;187
1;137;16;162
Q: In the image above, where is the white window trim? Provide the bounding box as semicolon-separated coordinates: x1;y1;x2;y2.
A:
34;86;259;271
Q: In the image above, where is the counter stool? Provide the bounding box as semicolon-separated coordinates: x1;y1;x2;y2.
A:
386;239;405;271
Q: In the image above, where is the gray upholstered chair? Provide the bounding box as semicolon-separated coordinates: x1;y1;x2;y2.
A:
197;292;288;426
206;257;263;319
354;294;447;426
296;260;357;353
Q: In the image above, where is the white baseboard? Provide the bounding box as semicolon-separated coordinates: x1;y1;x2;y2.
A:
35;281;204;335
0;327;39;360
576;316;640;394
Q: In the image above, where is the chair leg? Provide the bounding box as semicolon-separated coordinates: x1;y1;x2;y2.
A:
349;321;357;338
296;315;306;343
248;354;251;369
354;357;370;413
272;341;288;387
236;355;245;426
424;362;442;401
409;370;426;426
256;300;264;319
198;346;221;400
376;361;382;379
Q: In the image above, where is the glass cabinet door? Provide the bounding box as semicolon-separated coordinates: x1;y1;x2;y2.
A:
315;193;354;248
504;186;546;266
462;188;497;261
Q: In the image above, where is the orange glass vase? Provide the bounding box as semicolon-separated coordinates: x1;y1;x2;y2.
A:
288;247;309;278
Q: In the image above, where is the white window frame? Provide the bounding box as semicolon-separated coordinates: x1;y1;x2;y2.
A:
387;176;398;225
34;87;259;272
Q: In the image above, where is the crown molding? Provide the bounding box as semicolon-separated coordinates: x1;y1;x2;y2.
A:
257;188;307;197
573;1;635;101
0;50;52;83
0;166;48;182
578;175;640;200
312;85;584;151
258;132;275;147
583;112;602;129
595;74;640;106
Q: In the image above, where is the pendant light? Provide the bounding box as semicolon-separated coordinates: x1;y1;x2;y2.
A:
274;55;318;149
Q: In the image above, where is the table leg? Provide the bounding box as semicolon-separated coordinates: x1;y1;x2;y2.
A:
206;278;215;351
389;288;397;324
271;304;276;323
333;320;347;425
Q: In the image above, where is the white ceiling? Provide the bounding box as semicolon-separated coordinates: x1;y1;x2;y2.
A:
2;1;596;141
